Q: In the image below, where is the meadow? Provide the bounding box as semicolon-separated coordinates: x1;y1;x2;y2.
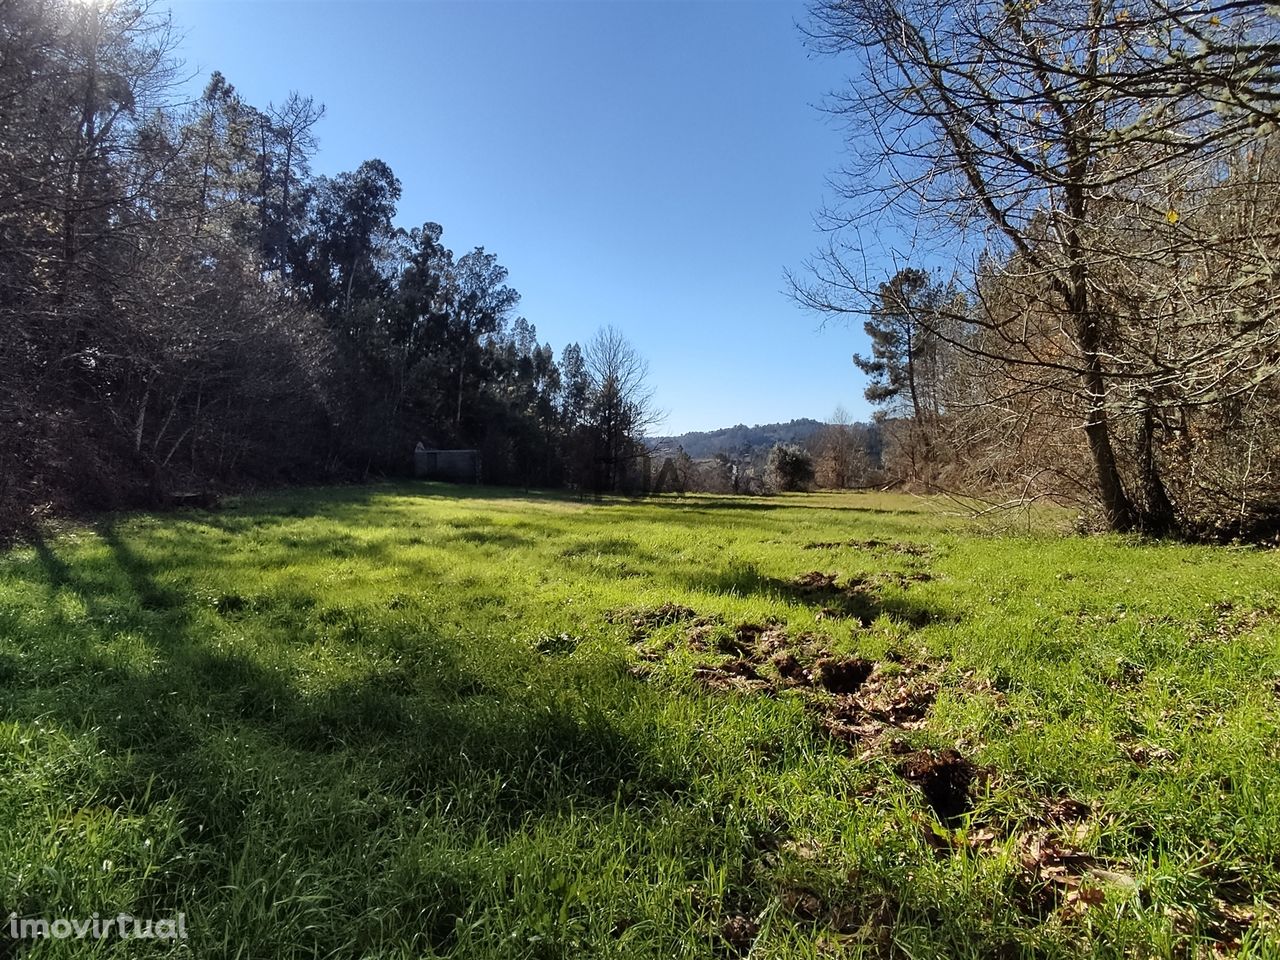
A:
0;483;1277;958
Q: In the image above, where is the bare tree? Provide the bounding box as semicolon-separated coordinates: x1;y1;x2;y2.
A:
793;0;1280;533
810;406;870;489
583;325;659;492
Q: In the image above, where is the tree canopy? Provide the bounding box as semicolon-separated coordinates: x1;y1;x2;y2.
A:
0;0;659;533
796;0;1280;538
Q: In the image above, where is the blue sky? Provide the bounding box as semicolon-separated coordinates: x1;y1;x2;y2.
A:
167;0;876;435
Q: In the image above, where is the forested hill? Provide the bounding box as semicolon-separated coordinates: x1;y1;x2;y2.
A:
653;419;833;459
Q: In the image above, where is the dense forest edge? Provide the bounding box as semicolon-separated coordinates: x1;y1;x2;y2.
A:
5;0;1280;543
1;0;669;538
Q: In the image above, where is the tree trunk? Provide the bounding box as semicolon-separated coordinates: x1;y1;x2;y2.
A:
1063;181;1135;532
133;384;150;454
1136;403;1176;535
455;363;464;425
1076;325;1135;531
1082;403;1133;531
281;140;294;277
904;318;923;422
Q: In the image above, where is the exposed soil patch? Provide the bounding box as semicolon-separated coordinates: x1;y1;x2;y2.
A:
820;659;940;747
772;651;812;686
685;620;723;650
716;623;768;657
1146;851;1280;948
1173;898;1280;954
1017;834;1103;911
793;568;934;595
789;570;936;626
718;915;759;957
622;603;979;829
1042;796;1092;824
533;632;579;656
612;602;701;637
848;571;934;589
1103;658;1147;690
779;886;824;923
693;658;773;694
897;749;976;825
816;656;874;694
803;538;932;558
793;570;840;592
950;794;1138;921
613;603;726;659
1122;741;1177;767
659;613;946;773
696;621;824;668
765;866;899;948
1012;831;1142;919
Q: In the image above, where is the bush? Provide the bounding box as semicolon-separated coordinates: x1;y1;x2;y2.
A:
765;444;815;492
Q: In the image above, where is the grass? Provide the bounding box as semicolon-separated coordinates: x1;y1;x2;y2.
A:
0;482;1277;958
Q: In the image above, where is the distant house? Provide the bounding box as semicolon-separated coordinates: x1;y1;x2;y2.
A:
414;442;480;483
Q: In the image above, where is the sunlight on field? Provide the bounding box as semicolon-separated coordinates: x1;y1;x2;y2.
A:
0;484;1276;957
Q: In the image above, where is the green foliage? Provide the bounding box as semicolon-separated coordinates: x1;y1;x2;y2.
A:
1;485;1276;956
0;0;655;534
856;267;954;419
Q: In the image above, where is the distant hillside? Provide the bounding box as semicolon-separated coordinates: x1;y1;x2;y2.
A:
651;418;835;460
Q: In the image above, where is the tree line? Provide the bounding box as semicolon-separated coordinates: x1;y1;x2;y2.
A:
654;414;883;494
795;0;1280;541
0;0;656;534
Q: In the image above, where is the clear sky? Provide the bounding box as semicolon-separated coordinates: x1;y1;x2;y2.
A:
166;0;877;435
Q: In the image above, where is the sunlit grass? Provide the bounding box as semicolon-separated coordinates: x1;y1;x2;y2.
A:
0;483;1276;957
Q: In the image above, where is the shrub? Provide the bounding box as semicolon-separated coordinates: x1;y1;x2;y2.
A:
765;444;815;492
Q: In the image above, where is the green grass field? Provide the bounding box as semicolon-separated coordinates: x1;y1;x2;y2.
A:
0;484;1277;958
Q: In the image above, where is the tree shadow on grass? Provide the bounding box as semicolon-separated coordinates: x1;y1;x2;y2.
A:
6;526;691;941
637;494;942;518
558;535;659;563
687;563;951;629
444;527;533;549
